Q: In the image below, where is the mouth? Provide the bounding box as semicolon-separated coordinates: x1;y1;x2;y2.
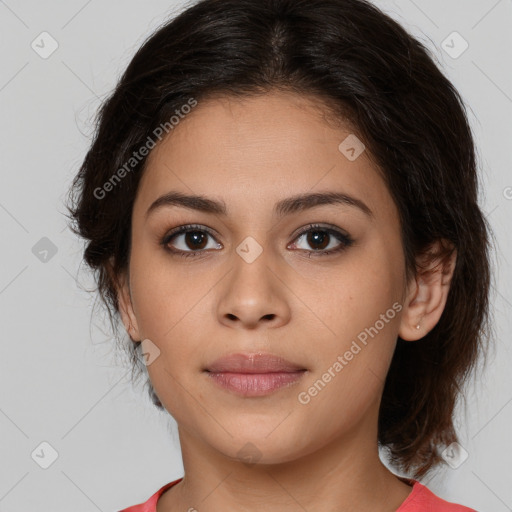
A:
203;353;308;397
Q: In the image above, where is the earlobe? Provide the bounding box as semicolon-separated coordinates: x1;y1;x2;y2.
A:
112;267;141;343
398;241;457;341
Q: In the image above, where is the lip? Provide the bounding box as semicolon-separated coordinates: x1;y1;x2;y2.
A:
204;353;307;397
204;353;306;373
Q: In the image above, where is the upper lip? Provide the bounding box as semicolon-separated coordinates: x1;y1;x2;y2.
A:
204;353;306;373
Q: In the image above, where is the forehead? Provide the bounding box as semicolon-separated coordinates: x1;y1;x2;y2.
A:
135;91;396;223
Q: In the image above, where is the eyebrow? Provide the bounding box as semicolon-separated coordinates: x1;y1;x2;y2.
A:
145;190;373;219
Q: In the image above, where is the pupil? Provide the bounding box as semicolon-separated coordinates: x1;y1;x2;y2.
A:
186;231;207;250
308;231;329;250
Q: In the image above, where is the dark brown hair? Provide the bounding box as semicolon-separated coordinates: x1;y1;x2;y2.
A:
65;0;493;480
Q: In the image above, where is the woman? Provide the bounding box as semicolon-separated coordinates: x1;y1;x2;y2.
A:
66;0;491;510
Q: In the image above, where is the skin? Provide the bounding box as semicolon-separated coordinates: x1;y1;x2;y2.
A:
115;91;456;512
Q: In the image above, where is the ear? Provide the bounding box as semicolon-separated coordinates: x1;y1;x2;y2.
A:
398;240;457;341
109;260;141;343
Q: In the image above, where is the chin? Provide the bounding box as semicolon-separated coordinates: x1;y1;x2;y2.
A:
208;428;313;466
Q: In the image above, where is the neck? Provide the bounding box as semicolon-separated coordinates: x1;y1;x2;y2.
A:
159;415;414;512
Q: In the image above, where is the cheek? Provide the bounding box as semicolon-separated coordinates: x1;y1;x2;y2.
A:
129;245;213;338
128;247;221;392
297;241;404;403
298;245;402;343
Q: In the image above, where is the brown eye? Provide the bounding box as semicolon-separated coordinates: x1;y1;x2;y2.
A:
305;230;330;250
182;231;208;250
161;224;222;257
290;224;354;256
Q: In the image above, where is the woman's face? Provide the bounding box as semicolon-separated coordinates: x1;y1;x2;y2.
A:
121;91;408;464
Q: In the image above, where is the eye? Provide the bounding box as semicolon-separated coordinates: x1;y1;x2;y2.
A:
160;223;354;259
161;224;222;258
289;224;354;257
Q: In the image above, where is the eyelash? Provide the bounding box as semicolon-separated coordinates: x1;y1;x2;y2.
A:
160;223;354;259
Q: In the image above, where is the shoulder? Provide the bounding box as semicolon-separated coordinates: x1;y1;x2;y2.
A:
118;477;184;512
398;480;478;512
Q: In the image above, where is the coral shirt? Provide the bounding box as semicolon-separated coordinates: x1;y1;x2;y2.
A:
118;477;477;511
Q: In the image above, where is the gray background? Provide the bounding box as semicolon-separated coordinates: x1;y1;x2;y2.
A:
0;0;511;511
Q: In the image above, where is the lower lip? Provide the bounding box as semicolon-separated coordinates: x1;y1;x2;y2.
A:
205;371;306;396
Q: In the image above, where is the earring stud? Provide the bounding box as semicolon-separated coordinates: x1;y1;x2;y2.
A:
416;324;421;330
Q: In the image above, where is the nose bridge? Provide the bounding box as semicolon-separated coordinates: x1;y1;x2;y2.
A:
216;234;290;327
230;234;275;302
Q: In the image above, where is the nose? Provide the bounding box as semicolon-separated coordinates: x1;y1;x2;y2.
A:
216;251;291;330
